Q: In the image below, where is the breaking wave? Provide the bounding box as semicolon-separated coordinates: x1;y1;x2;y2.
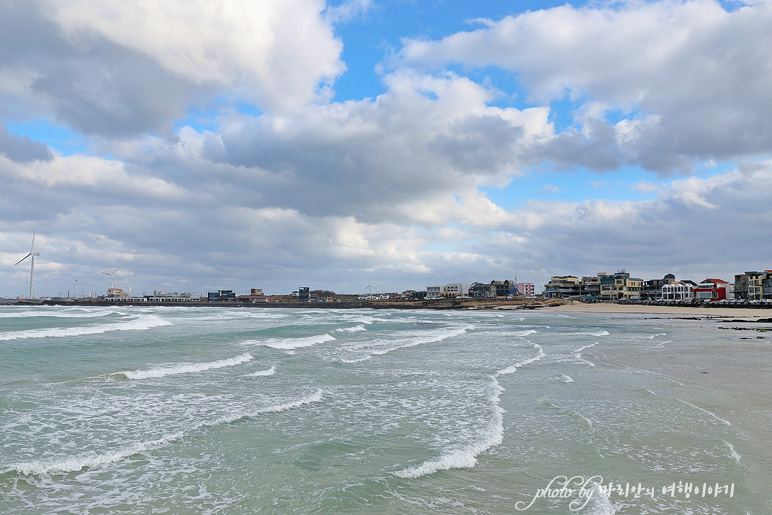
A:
115;353;253;380
263;334;336;350
8;389;324;476
0;315;171;341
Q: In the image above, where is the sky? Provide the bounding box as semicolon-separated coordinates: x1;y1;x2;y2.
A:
1;0;772;298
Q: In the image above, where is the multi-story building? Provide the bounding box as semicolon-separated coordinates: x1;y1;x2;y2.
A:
746;271;772;300
642;274;676;300
544;276;582;298
442;283;469;297
491;280;517;297
426;286;443;299
661;281;696;301
733;271;772;299
208;290;236;302
469;282;495;298
516;282;535;296
580;276;600;299
598;270;643;300
693;279;730;302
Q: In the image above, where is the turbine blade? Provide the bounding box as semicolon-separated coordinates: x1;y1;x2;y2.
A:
16;253;32;266
30;230;36;253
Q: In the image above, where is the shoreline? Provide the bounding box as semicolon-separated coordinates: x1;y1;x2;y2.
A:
6;298;772;320
544;300;772;321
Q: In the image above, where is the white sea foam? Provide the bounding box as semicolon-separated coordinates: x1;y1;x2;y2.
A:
677;399;731;426
117;353;253;380
9;389;324;476
263;334;335;350
583;483;617;514
10;430;186;475
558;374;574;383
494;344;545;377
336;325;366;333
723;440;741;463
247;366;276;377
395;381;504;479
0;308;126;319
370;326;470;356
574;343;597;367
210;389;324;426
0;315;172;341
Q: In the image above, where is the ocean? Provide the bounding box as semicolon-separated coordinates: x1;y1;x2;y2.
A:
0;305;769;514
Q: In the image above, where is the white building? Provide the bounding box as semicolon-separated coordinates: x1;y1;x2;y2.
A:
661;281;695;301
426;284;469;299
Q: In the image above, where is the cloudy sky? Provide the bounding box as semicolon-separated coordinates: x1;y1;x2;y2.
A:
2;0;771;298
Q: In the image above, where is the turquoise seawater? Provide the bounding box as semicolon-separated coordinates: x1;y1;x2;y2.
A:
0;305;769;513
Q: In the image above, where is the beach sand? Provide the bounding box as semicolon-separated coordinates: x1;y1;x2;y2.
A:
547;301;772;510
544;301;772;320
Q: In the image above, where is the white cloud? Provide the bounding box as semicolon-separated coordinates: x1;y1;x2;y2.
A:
40;0;344;113
396;0;772;173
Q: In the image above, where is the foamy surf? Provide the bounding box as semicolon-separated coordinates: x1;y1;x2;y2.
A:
9;389;324;476
247;366;276;377
494;344;545;377
335;325;367;333
116;353;253;380
574;343;597;366
263;334;335;350
677;399;731;426
10;430;185;475
395;381;504;479
0;315;172;341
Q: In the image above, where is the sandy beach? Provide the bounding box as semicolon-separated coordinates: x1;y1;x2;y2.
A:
544;301;772;320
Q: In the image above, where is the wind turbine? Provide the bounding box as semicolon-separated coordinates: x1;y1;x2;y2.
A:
15;231;40;300
102;267;120;289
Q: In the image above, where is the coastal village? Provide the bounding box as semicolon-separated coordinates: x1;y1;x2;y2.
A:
7;268;772;307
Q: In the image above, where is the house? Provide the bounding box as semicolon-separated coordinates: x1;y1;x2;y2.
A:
693;279;730;302
641;274;676;300
661;281;696;301
426;286;443;299
469;282;495;298
426;283;469;299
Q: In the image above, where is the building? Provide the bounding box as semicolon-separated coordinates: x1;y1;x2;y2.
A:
544;276;582;298
516;282;535;296
237;288;268;303
442;283;469;297
598;270;643;300
580;276;600;299
693;279;730;302
147;290;201;302
208;290;236;302
491;280;517;297
736;270;772;300
105;288;129;301
426;283;469;299
298;287;310;302
641;274;676;300
469;282;495;298
661;281;696;301
426;286;442;299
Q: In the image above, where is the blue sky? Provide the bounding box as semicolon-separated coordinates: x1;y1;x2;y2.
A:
1;0;771;298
